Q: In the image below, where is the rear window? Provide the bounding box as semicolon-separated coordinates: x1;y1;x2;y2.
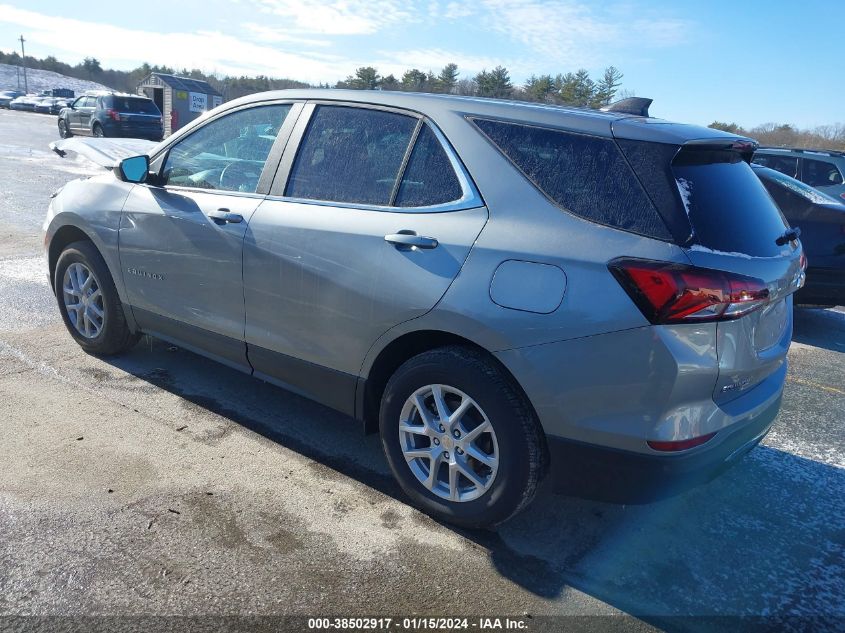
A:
752;153;799;178
673;149;789;257
470;118;671;240
105;96;160;114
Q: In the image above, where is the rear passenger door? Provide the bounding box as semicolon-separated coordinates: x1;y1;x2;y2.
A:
242;103;488;413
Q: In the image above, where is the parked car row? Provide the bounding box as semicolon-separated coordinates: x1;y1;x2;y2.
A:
4;93;70;114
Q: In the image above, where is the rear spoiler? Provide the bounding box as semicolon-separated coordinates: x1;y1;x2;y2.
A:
678;138;759;164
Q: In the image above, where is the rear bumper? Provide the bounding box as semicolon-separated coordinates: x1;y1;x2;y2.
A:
796;267;845;306
546;389;780;502
100;120;163;140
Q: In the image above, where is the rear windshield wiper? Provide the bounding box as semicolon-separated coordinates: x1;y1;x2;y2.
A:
775;227;801;246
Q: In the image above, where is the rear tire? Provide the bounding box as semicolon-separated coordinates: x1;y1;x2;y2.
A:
54;241;139;356
92;123;105;138
58;118;72;138
379;346;547;529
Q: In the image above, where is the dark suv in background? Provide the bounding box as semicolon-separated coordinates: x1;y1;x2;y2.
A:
58;93;163;141
754;147;845;202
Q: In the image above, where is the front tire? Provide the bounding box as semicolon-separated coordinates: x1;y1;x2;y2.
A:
54;241;139;355
380;346;547;528
58;118;72;138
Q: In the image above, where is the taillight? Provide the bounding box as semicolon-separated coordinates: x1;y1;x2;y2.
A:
608;258;770;324
648;432;716;452
799;252;808;270
107;108;120;121
840;192;845;202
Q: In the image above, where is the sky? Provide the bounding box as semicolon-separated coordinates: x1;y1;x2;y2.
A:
0;0;841;129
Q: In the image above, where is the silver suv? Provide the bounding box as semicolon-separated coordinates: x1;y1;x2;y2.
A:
44;91;806;527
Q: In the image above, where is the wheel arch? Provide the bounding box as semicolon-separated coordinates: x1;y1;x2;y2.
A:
357;329;540;439
48;224;94;290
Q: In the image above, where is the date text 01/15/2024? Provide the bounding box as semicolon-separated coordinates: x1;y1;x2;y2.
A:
307;617;529;630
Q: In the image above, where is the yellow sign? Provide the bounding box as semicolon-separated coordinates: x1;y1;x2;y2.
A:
176;91;187;100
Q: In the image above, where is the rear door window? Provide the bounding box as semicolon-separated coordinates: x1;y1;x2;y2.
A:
673;149;789;257
802;157;844;187
395;124;463;207
471;118;671;240
286;106;417;206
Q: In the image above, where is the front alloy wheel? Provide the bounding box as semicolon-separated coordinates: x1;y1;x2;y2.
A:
54;240;139;355
62;262;105;339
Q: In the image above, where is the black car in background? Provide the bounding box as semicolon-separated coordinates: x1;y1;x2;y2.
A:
753;164;845;306
34;98;69;115
58;93;163;141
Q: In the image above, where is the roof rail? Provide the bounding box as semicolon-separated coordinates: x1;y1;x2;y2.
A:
600;97;652;117
757;146;845;157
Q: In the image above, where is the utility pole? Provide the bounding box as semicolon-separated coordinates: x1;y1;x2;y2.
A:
19;35;28;94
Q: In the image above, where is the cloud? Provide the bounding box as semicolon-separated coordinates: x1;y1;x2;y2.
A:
251;0;417;35
0;1;694;86
0;5;352;82
372;48;517;77
479;0;692;68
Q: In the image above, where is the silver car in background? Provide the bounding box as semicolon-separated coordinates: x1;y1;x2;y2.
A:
44;90;806;527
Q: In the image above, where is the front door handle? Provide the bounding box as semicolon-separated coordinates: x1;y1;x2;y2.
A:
384;231;438;250
208;209;243;225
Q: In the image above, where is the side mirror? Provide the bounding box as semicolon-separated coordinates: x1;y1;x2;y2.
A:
115;155;150;184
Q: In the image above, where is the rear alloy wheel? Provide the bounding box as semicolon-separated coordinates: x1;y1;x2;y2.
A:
92;123;105;138
54;241;139;355
58;118;72;138
399;384;499;503
380;346;547;528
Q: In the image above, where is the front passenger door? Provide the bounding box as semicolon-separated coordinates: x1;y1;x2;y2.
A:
119;102;299;369
76;96;97;132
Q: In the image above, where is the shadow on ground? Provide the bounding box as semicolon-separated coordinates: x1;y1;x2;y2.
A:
102;333;845;627
792;306;845;353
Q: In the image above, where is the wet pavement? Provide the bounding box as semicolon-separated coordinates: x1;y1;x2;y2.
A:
0;108;843;630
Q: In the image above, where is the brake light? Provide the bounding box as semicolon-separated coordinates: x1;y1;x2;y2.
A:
648;432;716;452
840;193;845;202
608;258;770;324
107;108;120;121
800;252;808;270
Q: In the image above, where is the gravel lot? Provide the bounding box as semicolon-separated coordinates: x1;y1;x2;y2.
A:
0;108;843;631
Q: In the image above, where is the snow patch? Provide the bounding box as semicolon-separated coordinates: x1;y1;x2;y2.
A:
0;63;112;95
687;244;755;259
675;177;693;216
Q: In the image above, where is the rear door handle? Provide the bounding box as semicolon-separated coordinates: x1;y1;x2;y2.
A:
384;231;438;250
208;208;243;225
